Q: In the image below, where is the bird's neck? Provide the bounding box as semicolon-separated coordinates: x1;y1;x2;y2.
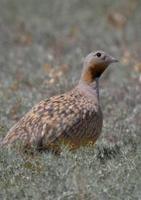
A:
81;63;107;84
77;79;100;103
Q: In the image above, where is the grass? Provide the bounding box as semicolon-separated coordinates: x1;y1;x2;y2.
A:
0;0;141;199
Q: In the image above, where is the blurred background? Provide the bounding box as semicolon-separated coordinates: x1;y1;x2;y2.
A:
0;0;141;199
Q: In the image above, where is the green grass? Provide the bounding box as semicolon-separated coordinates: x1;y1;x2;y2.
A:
0;0;141;199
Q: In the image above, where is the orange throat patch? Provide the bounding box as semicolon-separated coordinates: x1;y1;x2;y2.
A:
82;63;107;83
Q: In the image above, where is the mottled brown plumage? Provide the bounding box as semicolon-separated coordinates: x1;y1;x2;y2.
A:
1;51;118;153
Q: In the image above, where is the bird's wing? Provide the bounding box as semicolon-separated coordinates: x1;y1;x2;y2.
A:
26;94;87;145
36;94;98;146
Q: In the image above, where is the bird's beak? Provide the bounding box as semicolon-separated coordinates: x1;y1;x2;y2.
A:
109;56;118;63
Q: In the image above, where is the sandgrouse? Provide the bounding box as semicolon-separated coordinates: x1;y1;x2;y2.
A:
1;51;118;153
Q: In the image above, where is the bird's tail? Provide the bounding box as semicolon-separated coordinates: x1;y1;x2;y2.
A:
0;127;23;148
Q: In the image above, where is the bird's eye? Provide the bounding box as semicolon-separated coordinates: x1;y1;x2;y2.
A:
96;52;101;57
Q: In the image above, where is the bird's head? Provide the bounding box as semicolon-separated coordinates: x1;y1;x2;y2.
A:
81;50;118;84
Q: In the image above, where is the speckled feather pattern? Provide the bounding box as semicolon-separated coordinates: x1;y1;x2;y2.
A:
1;87;103;151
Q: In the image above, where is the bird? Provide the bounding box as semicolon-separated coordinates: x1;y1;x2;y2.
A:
0;50;118;153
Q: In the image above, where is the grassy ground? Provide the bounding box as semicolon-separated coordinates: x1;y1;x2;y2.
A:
0;0;141;199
